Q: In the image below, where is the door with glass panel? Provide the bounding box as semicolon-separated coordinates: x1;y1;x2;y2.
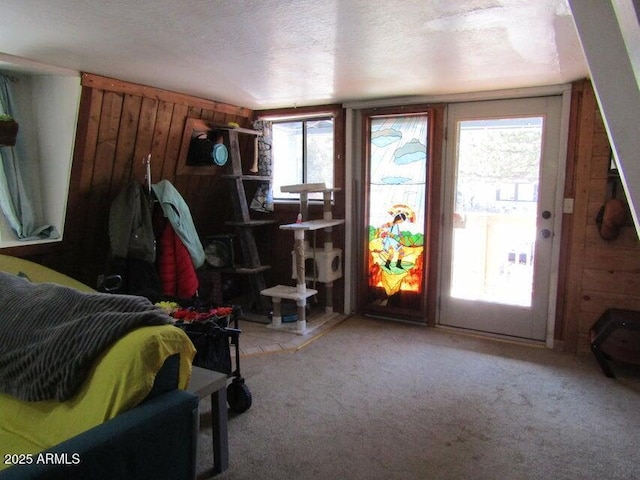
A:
439;97;562;340
362;111;431;320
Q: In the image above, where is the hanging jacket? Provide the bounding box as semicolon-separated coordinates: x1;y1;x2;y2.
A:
151;180;205;268
106;181;162;298
157;222;199;299
109;181;155;263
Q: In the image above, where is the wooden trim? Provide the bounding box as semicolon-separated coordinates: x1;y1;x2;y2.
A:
561;80;598;352
0;242;66;259
359;103;442;118
426;104;445;326
358;112;373;317
554;80;586;342
332;107;347;222
81;73;252;118
255;104;343;119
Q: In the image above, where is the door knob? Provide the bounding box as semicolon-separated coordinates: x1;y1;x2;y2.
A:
541;229;551;238
542;210;551;219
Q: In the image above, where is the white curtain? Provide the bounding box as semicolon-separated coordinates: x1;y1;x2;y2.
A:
0;74;58;240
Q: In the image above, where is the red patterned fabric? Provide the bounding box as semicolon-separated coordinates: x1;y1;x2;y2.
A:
157;223;199;298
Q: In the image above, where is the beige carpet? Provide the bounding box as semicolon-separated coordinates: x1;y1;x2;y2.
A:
196;316;640;480
236;312;348;356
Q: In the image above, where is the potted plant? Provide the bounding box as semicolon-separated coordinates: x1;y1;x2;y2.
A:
0;114;19;146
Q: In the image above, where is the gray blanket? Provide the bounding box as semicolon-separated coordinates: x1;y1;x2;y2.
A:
0;272;172;402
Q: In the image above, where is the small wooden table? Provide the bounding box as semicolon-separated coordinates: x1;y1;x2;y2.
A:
187;366;229;475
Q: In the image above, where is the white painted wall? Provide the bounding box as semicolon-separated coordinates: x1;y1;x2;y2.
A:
32;75;81;241
0;63;80;247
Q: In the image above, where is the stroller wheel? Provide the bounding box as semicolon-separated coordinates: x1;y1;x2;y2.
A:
227;379;252;413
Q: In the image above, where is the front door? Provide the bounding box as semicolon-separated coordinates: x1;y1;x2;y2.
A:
439;97;563;341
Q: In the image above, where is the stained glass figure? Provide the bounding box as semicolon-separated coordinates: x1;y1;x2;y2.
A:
366;114;428;310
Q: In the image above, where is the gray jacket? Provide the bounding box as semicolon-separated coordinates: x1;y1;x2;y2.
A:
109;181;155;263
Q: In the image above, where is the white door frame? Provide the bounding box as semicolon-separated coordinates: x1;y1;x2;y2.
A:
344;84;571;345
436;90;571;347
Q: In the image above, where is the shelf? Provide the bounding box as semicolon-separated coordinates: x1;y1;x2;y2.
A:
280;183;326;193
280;183;342;194
222;174;271;182
188;119;262;136
223;265;272;275
226;220;277;227
207;124;262;136
280;219;345;231
177;118;264;176
261;285;318;301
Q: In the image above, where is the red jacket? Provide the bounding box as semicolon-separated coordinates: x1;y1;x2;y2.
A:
157;222;199;298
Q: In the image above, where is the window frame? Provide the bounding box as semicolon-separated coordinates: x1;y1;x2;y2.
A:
271;116;335;201
256;105;344;204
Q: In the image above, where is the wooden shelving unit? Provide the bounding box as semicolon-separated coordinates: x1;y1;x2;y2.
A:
216;125;274;321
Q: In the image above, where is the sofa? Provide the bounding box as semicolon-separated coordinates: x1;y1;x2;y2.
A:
0;254;199;480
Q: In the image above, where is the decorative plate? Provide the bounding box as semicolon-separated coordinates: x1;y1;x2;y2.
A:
212;143;228;166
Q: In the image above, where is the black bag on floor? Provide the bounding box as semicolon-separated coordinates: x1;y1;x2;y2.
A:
176;320;232;374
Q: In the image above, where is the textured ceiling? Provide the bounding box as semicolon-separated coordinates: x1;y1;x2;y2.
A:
0;0;588;110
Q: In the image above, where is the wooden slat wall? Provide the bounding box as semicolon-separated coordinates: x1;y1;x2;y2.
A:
557;80;640;353
6;75;348;314
23;74;636;332
56;74;254;286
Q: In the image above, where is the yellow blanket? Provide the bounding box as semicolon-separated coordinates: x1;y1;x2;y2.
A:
0;254;196;468
0;325;195;464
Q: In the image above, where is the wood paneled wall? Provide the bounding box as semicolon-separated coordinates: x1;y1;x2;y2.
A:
18;73;636;337
21;74;345;314
557;80;640;353
56;74;255;286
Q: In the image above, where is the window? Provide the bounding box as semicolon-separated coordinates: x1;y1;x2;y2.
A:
272;117;334;200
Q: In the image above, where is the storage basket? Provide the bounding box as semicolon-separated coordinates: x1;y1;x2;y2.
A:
175;317;232;374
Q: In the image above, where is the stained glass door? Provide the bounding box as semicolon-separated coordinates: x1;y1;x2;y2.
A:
363;113;430;319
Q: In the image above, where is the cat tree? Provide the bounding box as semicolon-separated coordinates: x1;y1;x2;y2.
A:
260;183;344;334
